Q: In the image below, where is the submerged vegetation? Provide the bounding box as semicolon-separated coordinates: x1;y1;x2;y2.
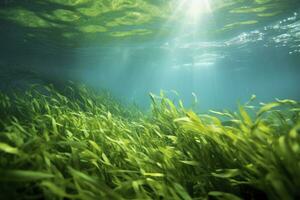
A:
0;84;299;199
1;1;299;199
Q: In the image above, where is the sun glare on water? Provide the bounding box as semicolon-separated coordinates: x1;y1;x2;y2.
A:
185;0;212;20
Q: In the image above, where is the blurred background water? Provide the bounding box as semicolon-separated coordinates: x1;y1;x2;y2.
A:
0;0;300;111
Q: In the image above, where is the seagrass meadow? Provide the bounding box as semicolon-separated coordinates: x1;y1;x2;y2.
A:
0;84;299;200
1;0;300;199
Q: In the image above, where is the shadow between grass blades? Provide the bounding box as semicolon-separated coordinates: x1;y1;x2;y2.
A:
0;84;299;200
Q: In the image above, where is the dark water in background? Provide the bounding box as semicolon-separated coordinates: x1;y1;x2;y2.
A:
0;0;300;111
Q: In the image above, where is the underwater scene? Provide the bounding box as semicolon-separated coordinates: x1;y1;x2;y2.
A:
0;0;300;199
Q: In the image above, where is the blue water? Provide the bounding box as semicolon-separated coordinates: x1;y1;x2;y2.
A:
0;1;300;111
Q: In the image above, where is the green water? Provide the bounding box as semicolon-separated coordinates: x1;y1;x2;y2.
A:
0;1;300;199
1;0;300;110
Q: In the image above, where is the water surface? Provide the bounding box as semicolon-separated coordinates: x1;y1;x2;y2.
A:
0;0;299;110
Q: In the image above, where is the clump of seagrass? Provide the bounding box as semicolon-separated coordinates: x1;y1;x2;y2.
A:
0;84;299;200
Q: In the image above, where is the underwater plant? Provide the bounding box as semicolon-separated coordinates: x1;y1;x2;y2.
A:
0;84;299;200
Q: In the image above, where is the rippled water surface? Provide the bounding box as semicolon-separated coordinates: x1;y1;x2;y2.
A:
0;0;300;110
